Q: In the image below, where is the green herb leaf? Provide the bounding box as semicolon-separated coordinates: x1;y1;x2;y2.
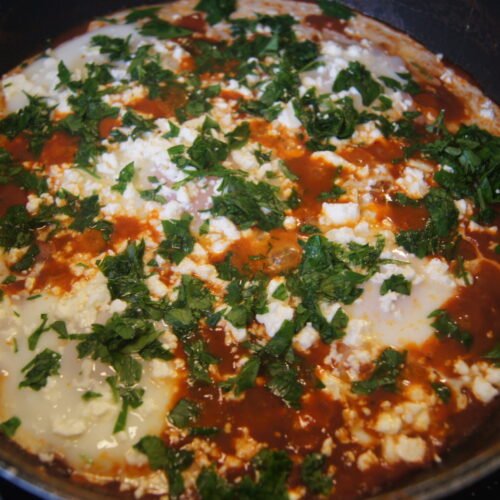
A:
429;309;473;349
211;176;287;230
19;348;61;391
91;34;131;61
112;162;135;194
159;214;195;264
140;18;193;39
431;381;451;403
82;391;102;401
134;435;194;497
168;398;200;428
27;313;50;351
0;416;21;437
351;348;406;394
484;344;500;367
333;62;382;106
195;0;236;25
317;0;354;20
301;453;333;495
380;274;412;296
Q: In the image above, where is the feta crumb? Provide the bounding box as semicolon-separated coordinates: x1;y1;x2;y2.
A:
320;202;360;226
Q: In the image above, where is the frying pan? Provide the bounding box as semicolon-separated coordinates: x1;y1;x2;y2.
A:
0;1;499;498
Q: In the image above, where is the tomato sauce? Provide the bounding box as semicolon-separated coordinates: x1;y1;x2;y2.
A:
40;132;79;165
99;117;121;138
1;134;35;162
228;228;302;276
414;85;466;123
0;183;28;217
175;13;207;33
129;85;187;118
305;14;348;34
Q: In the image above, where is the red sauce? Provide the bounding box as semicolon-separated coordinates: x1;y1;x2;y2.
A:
40;132;79;165
1;135;34;162
110;216;147;247
1;278;25;296
129;86;186;119
99;117;121;139
338;138;407;177
249;120;339;222
381;201;429;231
228;228;302;276
413;85;466;123
0;183;28;217
32;256;76;293
305;14;347;34
52;229;107;258
220;89;244;101
175;13;207;33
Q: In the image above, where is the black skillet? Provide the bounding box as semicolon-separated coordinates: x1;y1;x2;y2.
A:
0;1;499;498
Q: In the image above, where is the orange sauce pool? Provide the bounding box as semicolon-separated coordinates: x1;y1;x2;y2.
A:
226;227;302;276
129;86;187;119
413;85;466;123
0;183;28;217
40;132;79;165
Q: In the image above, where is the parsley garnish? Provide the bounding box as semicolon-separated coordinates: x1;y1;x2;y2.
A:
91;34;131;61
135;435;193;497
380;274;412;296
484;344;500;367
351;348;406;394
140;17;192;39
168;398;200;428
429;309;473;349
211;176;287;230
301;453;333;495
112;162;135;194
396;188;459;258
19;348;61;391
431;381;452;403
0;416;21;437
159;214;195;264
317;0;354;20
195;0;236;25
293;90;358;149
197;448;292;499
333;61;382;106
0;95;54;156
82;391;102;401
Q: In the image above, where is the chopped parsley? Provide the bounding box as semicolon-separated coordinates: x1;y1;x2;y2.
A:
301;453;333;495
197;448;292;499
135;435;193;497
159;214;195;264
396;188;459;258
0;95;54;156
431;381;452;404
195;0;236;25
0;416;21;437
19;348;62;391
484;344;500;367
333;61;382;106
351;348;407;394
168;398;200;428
139;17;193;39
111;162;135;194
429;309;473;349
91;34;131;61
380;274;412;296
211;176;288;230
317;0;355;20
